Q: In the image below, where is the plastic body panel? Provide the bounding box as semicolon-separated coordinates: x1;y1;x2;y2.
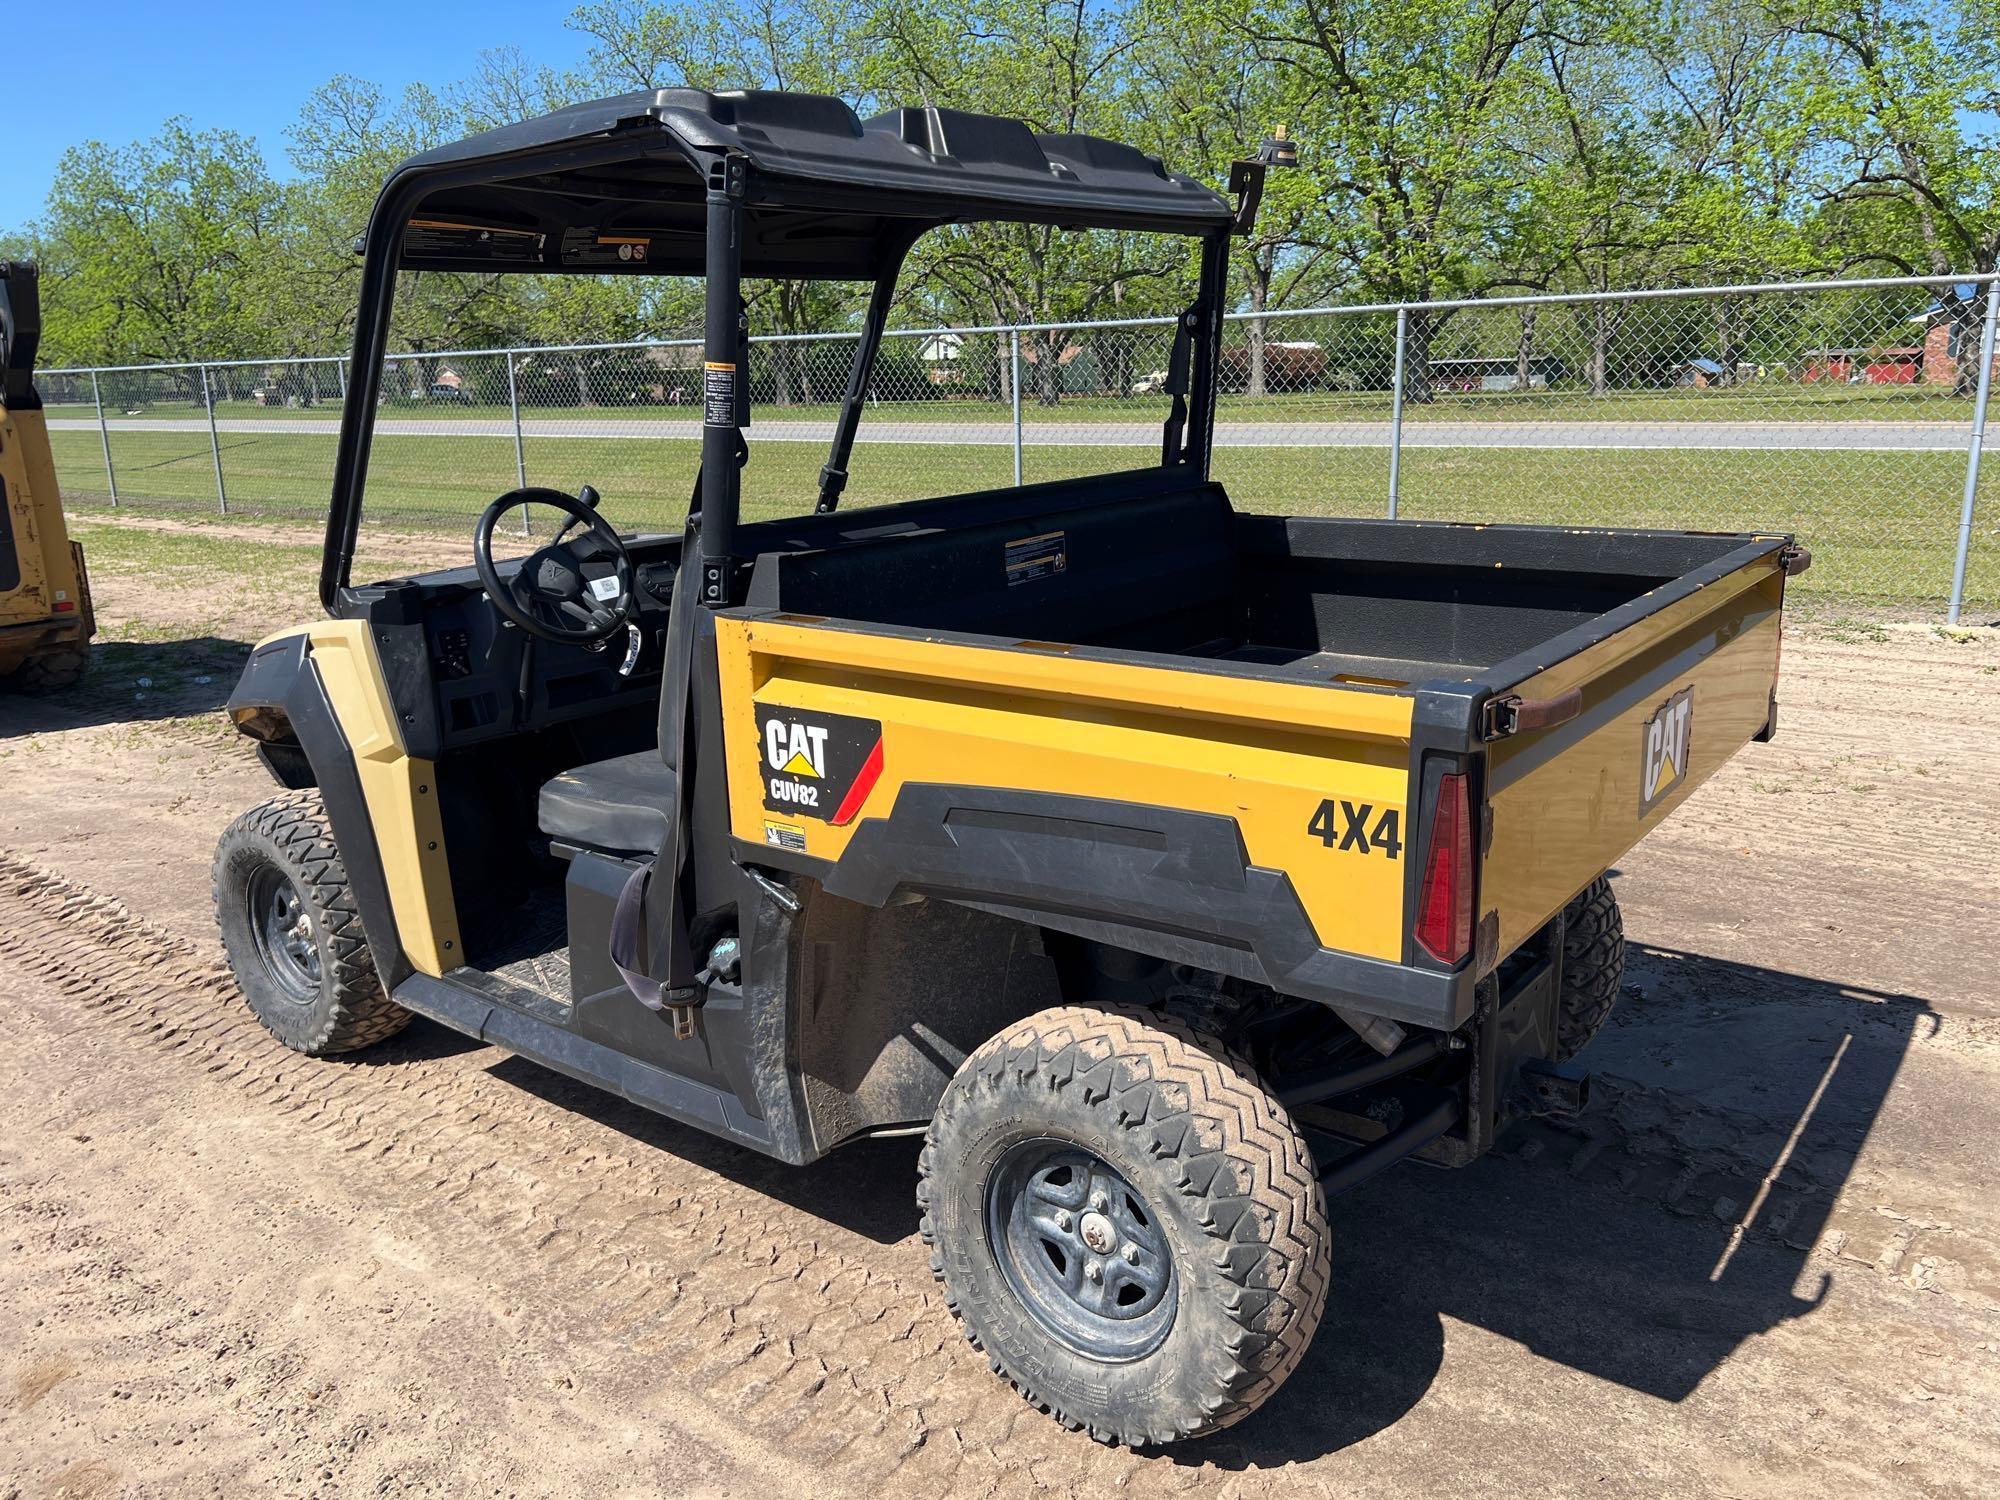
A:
1482;560;1786;957
715;612;1418;963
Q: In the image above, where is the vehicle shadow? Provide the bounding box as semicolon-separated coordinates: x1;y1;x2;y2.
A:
1185;942;1933;1467
0;637;245;737
484;1051;927;1246
463;940;1928;1464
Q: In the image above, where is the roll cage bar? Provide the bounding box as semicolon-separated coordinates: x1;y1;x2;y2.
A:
319;90;1254;613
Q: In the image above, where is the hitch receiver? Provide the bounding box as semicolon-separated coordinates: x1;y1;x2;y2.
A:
1515;1057;1591;1118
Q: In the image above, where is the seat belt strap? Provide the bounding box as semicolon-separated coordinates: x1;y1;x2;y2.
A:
605;433;745;1037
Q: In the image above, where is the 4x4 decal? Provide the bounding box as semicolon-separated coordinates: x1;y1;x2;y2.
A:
755;704;884;825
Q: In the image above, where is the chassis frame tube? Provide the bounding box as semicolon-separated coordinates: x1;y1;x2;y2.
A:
1312;1092;1463;1197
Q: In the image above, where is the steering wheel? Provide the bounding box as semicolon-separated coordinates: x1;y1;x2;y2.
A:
473;487;634;645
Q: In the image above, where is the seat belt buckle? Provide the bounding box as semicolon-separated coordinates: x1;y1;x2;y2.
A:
664;977;706;1040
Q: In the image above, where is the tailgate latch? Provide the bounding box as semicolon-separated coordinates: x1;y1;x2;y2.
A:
1481;687;1584;741
1779;544;1813;577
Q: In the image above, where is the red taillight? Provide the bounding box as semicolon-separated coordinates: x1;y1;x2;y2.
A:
1414;772;1474;965
52;599;76;613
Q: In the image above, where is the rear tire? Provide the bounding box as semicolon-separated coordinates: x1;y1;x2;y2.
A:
919;1004;1331;1446
213;790;411;1055
2;644;90;695
1555;876;1624;1060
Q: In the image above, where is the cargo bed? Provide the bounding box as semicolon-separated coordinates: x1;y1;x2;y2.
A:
724;471;1795;1025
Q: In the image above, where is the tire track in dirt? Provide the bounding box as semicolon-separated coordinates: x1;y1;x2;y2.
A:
5;847;1997;1494
0;852;1155;1497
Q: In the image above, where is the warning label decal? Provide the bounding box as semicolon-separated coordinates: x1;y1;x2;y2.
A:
755;705;885;825
1639;687;1693;814
703;361;737;427
1005;530;1067;586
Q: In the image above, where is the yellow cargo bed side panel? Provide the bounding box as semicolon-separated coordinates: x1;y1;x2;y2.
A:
716;617;1417;962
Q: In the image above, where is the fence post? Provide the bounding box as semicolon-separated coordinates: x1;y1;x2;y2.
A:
506;351;531;536
1949;281;2000;624
199;364;228;515
1010;330;1024;487
1387;307;1408;520
90;370;118;506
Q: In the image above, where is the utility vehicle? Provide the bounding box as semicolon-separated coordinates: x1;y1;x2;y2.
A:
1;262;95;694
213;89;1806;1445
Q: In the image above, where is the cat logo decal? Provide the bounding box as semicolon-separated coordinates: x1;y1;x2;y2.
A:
1639;687;1693;814
755;705;885;825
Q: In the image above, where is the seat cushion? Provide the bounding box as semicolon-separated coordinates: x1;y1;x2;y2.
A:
537;749;676;852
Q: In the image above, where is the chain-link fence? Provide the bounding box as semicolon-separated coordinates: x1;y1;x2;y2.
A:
40;272;2000;619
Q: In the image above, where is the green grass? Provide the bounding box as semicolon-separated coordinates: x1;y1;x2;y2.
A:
49;424;2000;610
42;378;1988;429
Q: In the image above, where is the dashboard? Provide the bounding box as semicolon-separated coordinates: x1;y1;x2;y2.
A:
342;532;683;757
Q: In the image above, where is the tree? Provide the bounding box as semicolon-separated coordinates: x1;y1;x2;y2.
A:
1774;0;2000;389
855;0;1195;404
1228;0;1576;398
31;121;286;366
1130;2;1332;394
570;0;865;403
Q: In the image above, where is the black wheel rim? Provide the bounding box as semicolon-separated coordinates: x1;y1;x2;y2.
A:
247;864;322;1003
985;1139;1176;1361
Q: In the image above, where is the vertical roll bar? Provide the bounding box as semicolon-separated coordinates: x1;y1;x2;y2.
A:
698;154;748;607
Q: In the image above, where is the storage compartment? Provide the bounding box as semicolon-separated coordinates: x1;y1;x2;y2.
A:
754;480;1768;690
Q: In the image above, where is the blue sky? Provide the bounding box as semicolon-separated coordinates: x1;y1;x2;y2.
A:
0;3;597;233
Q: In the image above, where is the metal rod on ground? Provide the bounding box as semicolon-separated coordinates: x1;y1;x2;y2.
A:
199;364;228;515
90;371;118;505
506;352;530;536
1387;307;1408;519
1949;287;2000;624
1010;330;1023;487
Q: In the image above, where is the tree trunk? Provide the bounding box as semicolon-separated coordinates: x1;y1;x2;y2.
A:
1714;298;1739;387
772;342;795;407
1589;304;1614;397
1247;270;1271;398
1515;305;1537;392
1036;331;1063;407
1403;307;1435;405
1954;293;1987;399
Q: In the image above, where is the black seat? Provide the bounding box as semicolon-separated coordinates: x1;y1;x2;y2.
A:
537;749;676;852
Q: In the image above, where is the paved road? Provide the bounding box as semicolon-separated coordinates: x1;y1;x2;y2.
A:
49;415;1979;451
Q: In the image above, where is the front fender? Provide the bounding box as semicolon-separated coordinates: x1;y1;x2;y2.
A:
226;629;414;989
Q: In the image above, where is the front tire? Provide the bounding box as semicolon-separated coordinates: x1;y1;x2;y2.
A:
213;790;410;1055
920;1005;1332;1446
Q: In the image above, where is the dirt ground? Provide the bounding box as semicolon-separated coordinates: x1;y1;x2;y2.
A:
3;516;1998;1499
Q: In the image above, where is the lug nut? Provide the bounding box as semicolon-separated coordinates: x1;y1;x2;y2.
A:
1053;1209;1072;1232
1083;1260;1102;1283
1088;1190;1109;1212
1121;1242;1140;1263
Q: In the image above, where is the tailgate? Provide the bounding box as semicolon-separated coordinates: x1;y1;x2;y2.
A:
1478;542;1790;961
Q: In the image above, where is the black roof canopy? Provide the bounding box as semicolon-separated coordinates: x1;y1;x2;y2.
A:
387;89;1234;280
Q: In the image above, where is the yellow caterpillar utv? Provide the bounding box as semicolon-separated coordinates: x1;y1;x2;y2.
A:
0;262;95;694
212;90;1806;1444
